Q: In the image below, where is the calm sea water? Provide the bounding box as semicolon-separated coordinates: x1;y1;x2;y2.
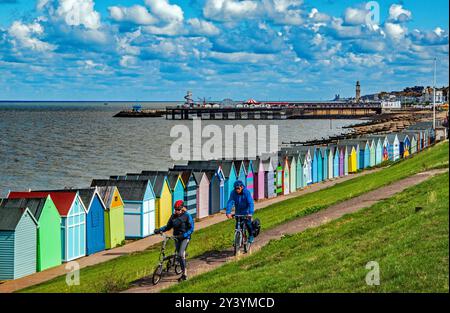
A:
0;102;362;197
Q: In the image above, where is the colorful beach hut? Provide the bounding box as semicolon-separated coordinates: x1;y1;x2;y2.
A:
347;144;359;173
367;139;376;167
319;147;328;181
219;161;237;203
252;158;266;201
398;134;411;158
76;188;106;255
192;172;210;219
386;134;400;161
327;147;335;179
275;159;283;196
96;186;125;249
286;155;297;192
236;161;247;186
92;179;155;238
167;172;186;212
298;147;312;186
179;171;198;218
311;147;319;184
243;160;255;199
150;175;172;229
0;202;38;280
281;156;290;195
332;146;340;177
9;191;87;262
262;158;276;199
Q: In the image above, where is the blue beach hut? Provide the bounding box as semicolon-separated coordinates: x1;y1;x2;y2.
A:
179;171;198;218
219;160;237;203
0;203;38;280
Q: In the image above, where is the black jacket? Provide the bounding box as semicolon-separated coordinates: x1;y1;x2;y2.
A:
160;212;195;239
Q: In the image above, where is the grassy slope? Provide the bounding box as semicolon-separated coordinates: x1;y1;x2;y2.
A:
167;172;449;293
21;142;449;293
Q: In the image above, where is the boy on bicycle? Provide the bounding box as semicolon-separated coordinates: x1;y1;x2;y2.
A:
226;180;255;243
154;200;194;282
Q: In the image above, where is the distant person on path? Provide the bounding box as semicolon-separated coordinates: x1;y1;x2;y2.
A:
226;180;255;243
154;200;194;282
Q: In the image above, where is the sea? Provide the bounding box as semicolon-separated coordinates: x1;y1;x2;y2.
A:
0;101;363;197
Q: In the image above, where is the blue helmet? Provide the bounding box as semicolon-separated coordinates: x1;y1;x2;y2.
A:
233;180;245;188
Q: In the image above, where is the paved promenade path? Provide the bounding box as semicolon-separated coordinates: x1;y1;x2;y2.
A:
0;167;382;293
125;169;448;293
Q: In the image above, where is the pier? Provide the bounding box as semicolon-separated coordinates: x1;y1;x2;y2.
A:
165;102;382;120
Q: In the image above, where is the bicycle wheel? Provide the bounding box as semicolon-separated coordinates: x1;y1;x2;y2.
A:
234;231;242;256
174;256;183;275
152;264;163;285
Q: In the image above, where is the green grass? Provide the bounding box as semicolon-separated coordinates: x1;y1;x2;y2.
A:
167;172;449;293
20;141;449;293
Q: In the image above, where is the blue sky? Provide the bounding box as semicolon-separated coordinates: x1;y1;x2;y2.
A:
0;0;448;101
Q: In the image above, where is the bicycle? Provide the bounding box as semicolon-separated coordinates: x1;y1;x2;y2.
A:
152;233;183;285
233;214;252;256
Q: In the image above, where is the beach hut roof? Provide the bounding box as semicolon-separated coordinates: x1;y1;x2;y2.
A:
148;174;167;196
91;179;150;201
8;191;79;216
219;160;235;178
0;197;47;221
167;172;183;190
0;203;37;231
192;171;207;184
179;171;194;186
397;133;410;141
96;186;122;210
252;158;262;173
261;158;274;171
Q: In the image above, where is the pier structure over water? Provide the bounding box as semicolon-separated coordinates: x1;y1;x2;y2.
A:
165;102;382;120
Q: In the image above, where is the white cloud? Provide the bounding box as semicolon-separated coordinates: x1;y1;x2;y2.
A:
308;8;330;22
109;5;156;25
144;0;183;22
209;51;276;63
385;22;407;41
204;0;258;21
53;0;101;30
388;4;412;23
187;18;220;36
120;55;138;67
343;7;367;26
8;21;56;52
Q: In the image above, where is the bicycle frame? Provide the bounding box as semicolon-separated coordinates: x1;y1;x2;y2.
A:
158;233;178;264
234;215;250;249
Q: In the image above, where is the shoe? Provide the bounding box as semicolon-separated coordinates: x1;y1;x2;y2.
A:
248;236;254;244
178;275;187;282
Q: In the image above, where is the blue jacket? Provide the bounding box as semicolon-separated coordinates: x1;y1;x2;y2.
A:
160;211;194;239
226;186;254;215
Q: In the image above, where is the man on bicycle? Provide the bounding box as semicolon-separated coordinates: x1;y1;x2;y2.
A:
226;180;255;243
154;200;194;282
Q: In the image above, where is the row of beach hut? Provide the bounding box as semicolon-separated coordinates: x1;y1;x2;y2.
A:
0;123;436;280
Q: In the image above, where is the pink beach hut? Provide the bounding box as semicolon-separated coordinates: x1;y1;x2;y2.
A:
252;158;265;201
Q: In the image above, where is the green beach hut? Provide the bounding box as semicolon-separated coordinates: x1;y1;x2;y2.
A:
96;186;126;249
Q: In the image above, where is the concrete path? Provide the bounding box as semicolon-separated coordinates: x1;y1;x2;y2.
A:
125;168;447;293
0;167;381;293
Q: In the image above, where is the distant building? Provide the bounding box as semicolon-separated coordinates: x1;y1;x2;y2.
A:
355;81;361;103
381;101;402;109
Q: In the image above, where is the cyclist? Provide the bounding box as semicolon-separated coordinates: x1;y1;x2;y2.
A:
154;200;194;282
226;180;255;243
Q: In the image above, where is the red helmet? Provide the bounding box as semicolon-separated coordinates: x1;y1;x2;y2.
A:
174;200;184;210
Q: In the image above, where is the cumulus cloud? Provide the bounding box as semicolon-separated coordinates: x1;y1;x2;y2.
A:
343;7;368;26
41;0;102;30
203;0;303;25
187;18;220;36
109;5;156;25
384;22;407;41
144;0;183;23
209;51;276;63
8;21;56;52
388;4;412;23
